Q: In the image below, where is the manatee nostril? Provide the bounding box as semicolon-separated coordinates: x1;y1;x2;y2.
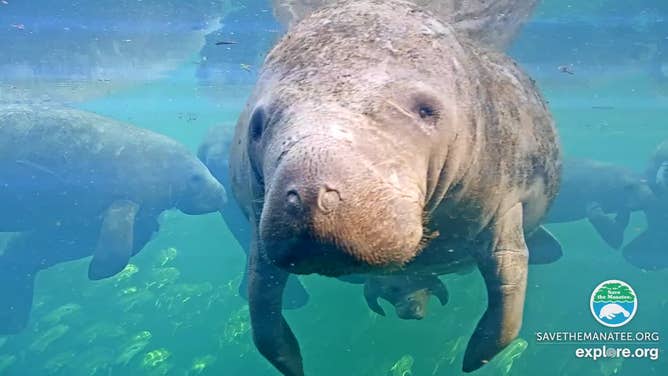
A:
317;186;341;213
286;189;302;212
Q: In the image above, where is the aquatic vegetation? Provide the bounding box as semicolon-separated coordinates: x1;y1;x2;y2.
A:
188;354;217;374
599;356;624;376
119;286;140;296
388;354;414;376
79;347;115;376
115;331;153;367
114;264;140;283
492;338;529;375
118;287;157;312
432;336;467;374
79;322;127;344
147;267;181;289
43;351;76;374
39;302;82;326
0;355;16;374
223;305;251;344
29;324;70;352
145;361;175;376
156;247;179;267
156;282;215;311
142;348;172;368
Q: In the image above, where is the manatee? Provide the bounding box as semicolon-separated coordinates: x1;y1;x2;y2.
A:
271;0;539;50
545;158;654;249
198;125;309;309
363;275;448;320
0;104;227;334
228;0;561;374
623;140;668;270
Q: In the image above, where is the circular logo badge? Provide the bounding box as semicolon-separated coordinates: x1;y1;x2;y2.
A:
590;280;638;328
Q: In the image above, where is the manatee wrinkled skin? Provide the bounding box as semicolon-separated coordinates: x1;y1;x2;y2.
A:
229;1;560;375
623;140;668;270
271;0;538;50
546;158;654;249
0;104;227;334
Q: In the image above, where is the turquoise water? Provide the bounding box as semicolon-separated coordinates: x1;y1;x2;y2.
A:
1;1;668;375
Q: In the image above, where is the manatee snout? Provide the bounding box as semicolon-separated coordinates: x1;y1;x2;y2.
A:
176;163;228;215
395;292;429;320
258;144;424;276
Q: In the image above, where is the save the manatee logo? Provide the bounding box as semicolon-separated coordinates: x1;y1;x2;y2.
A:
590;280;637;328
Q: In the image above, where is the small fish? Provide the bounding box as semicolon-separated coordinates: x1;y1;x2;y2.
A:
10;23;24;30
240;64;252;72
557;65;574;75
215;41;237;45
1;1;9;5
591;106;614;110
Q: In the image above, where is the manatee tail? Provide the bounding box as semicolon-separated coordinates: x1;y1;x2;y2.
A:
622;230;668;270
0;262;36;334
239;267;309;310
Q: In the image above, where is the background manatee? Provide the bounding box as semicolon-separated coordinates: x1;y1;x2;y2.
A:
546;158;654;249
0;104;227;334
623;139;668;269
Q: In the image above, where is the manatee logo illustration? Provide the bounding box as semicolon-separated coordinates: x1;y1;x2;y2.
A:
590;280;637;328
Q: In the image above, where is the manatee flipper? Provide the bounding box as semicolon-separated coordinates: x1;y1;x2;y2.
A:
463;203;528;372
220;203;310;310
363;281;386;317
0;261;36;334
622;230;668;270
248;231;304;376
586;202;628;249
427;277;449;306
526;225;563;265
88;200;140;280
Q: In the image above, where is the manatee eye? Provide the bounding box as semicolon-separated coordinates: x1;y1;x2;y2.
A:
418;104;436;119
249;107;266;142
411;94;441;126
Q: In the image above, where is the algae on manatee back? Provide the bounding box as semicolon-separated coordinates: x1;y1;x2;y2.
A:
388;355;414;376
29;324;70;352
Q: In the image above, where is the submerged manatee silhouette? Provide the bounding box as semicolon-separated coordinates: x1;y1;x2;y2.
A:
0;104;227;334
